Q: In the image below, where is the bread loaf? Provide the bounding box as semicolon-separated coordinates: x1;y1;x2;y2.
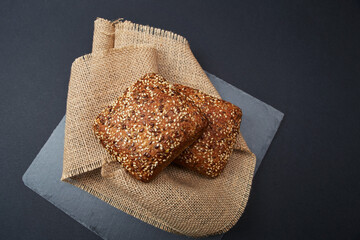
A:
174;84;242;177
94;73;208;182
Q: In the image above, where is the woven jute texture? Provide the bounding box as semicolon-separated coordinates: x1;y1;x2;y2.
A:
62;18;256;237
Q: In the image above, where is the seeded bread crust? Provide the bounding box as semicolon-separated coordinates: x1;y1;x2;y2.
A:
174;84;242;178
94;73;208;182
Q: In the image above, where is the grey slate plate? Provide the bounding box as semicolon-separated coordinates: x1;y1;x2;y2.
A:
23;72;283;240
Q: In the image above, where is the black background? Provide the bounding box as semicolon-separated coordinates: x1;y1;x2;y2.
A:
1;0;360;239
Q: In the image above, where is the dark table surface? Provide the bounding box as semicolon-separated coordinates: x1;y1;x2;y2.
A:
1;1;360;239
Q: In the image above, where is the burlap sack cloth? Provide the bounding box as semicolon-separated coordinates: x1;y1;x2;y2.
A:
61;18;256;237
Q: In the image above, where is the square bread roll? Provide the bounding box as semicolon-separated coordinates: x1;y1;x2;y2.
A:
94;73;208;182
174;84;242;177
